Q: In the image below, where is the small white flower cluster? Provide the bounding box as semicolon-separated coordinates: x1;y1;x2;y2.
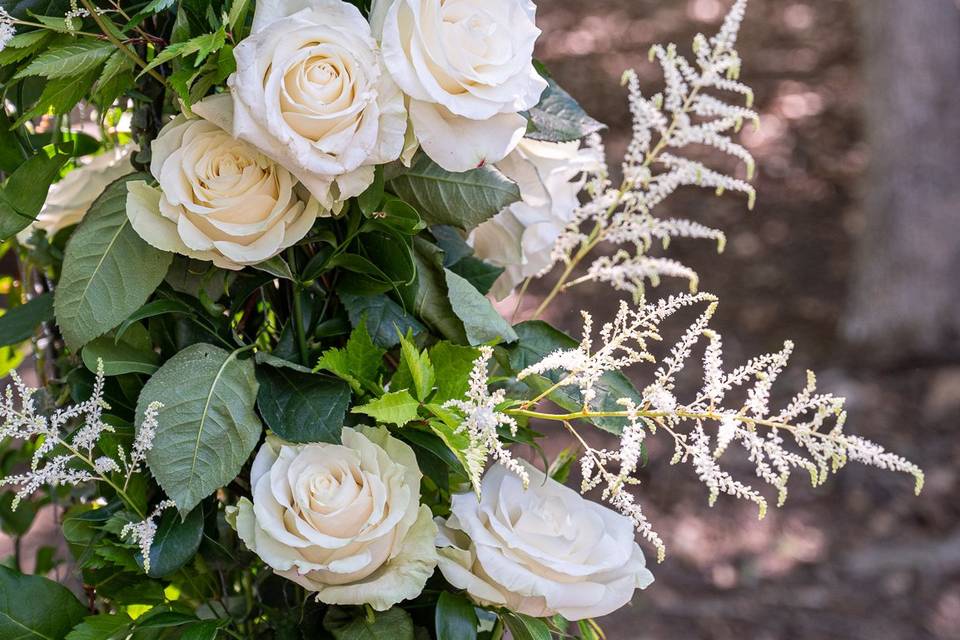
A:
0;8;15;53
120;499;176;574
542;0;756;302
0;363;163;513
443;346;529;494
518;295;924;560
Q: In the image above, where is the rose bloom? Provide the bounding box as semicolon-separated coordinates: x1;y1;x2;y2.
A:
469;139;602;299
436;463;655;621
228;428;438;611
372;0;548;172
220;0;406;207
18;146;134;244
126;109;323;270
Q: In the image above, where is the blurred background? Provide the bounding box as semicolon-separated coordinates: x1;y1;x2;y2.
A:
516;0;960;638
3;1;959;638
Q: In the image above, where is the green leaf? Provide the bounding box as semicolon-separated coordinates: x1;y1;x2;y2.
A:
324;606;414;640
339;292;425;349
509;321;643;434
0;149;71;241
0;292;53;347
180;620;221;640
81;323;159;376
352;390;419;427
444;269;517;345
386;152;520;231
256;365;351;444
524;74;605;143
436;591;478;640
14;68;100;126
399;238;467;343
140;505;203;578
429;342;480;404
0;565;87;639
392;333;435;401
91;50;135;106
502;613;552;640
16;39;114;78
138;344;262;515
0;30;52;67
65;614;130;640
449;256;503;296
55;174;172;350
315;321;385;396
358;164;385;215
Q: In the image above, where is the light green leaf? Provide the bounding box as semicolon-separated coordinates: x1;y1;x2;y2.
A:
81;323;159;376
393;333;434;401
0;293;53;347
429;342;480;404
55;174;172;350
324;606;414;640
91;50;135;105
16;39;114;78
315;321;385;396
138;344;262;515
386;152;520;231
352;390;420;427
0;565;87;639
256;365;351;444
444;269;517;345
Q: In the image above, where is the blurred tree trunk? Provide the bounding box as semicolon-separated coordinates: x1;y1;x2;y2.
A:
844;0;960;365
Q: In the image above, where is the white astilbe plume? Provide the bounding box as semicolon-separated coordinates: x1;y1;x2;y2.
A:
541;0;756;301
121;499;176;574
0;8;14;53
443;346;529;494
0;362;168;561
519;296;924;560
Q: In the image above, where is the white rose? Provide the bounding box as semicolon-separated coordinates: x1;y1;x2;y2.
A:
126;109;323;270
436;463;654;621
213;0;407;207
374;0;548;172
17;146;134;244
228;428;438;611
469;139;602;299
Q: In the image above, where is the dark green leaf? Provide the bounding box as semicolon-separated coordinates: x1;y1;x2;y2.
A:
14;68;100;126
55;174;172;350
142;505;203;578
65;614;130;640
0;150;71;241
138;344;262;514
324;606;414;640
399;238;467;344
180;620;221;640
524;74;605;143
449;257;503;296
81;323;159;376
436;591;478;640
502;613;552;640
358;165;385;215
386;152;520;231
339;292;425;349
0;565;86;639
0;292;53;347
256;365;350;444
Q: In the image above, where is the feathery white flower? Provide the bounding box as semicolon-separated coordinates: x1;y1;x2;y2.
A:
0;9;14;52
121;500;176;574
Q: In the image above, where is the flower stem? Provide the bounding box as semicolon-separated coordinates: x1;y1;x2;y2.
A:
79;0;171;91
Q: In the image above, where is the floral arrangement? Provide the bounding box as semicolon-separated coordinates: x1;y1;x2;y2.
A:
0;0;923;638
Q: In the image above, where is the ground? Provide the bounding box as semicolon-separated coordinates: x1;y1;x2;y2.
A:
522;0;960;638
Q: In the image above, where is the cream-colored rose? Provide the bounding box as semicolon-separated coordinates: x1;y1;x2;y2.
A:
228;428;438;611
126;109;323;270
469;139;602;299
216;0;406;207
436;463;654;621
17;146;134;244
373;0;548;172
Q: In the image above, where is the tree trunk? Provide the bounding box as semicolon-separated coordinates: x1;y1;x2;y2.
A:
843;0;960;366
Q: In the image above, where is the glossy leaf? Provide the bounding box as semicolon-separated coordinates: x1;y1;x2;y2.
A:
0;292;53;347
0;566;86;639
256;364;350;444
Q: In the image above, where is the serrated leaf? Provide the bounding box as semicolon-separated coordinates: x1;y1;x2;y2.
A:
352;390;419;427
138;344;262;515
444;269;517;345
324;606;414;640
386;152;520;231
16;38;114;78
0;565;87;639
0;29;52;66
0;292;53;347
429;342;480;404
55;174;172;350
14;67;100;126
393;333;434;401
256;365;350;444
315;321;385;396
91;49;135;105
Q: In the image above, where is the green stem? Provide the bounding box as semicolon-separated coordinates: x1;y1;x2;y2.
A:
289;252;310;365
79;0;171;91
60;439;147;519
